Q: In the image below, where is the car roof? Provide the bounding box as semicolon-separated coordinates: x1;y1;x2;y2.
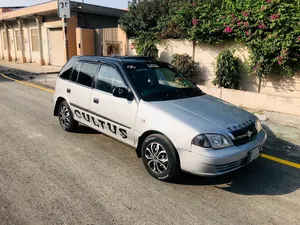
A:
74;55;163;65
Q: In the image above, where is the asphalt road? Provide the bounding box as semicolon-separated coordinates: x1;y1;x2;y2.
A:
0;75;299;225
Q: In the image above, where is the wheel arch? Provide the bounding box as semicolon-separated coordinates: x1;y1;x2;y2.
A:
136;130;178;158
54;97;66;116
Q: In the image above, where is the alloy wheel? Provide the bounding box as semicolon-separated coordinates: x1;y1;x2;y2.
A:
59;105;70;128
145;142;169;174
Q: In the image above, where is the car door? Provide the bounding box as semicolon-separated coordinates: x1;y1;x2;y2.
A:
89;64;138;146
68;61;99;126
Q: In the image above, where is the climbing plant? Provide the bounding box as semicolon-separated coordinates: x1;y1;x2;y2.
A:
119;0;300;77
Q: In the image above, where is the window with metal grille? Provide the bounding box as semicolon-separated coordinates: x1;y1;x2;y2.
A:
30;28;39;52
3;32;7;50
15;30;21;51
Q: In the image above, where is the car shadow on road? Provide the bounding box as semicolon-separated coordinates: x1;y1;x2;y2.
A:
75;125;100;134
175;125;300;196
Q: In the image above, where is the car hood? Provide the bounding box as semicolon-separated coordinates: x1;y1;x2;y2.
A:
151;95;255;133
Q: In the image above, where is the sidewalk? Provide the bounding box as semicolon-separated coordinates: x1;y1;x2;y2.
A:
0;60;61;74
0;60;61;88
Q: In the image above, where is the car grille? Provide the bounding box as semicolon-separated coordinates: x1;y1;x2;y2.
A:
215;157;248;173
230;123;257;146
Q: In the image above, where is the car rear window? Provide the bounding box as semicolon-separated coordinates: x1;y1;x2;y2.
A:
59;57;78;80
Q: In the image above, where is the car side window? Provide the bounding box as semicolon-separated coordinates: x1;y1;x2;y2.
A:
70;62;82;82
95;65;126;93
77;62;98;87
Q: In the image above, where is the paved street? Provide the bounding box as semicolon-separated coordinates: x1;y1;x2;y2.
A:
0;74;299;225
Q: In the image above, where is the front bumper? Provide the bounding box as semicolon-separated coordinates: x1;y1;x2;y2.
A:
177;129;267;176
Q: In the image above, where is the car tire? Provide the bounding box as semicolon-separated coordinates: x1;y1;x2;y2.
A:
58;101;78;132
141;134;180;182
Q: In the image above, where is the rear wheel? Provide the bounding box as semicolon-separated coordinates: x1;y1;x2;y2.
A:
58;101;78;132
141;134;180;182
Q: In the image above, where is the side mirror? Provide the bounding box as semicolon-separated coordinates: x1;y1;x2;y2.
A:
112;87;134;101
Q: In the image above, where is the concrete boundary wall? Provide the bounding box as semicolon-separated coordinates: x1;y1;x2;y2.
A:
155;39;300;98
198;85;300;116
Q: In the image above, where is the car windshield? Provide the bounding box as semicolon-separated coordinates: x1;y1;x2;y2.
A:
124;62;205;101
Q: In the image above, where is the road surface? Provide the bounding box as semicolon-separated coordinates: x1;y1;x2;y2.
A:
0;74;299;225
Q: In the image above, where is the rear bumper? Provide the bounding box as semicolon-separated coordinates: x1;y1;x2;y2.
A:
178;129;267;176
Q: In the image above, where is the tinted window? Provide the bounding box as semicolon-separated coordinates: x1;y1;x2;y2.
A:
96;66;126;93
59;57;78;80
71;62;81;82
77;62;98;87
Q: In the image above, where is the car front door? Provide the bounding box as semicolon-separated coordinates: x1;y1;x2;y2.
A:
89;64;138;146
68;61;99;125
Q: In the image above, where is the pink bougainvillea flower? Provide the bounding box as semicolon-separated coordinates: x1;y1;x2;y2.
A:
192;2;196;6
244;21;249;27
237;21;242;26
253;67;257;71
283;50;287;55
192;19;199;26
224;26;233;33
297;37;300;41
269;13;280;20
242;11;249;17
261;5;266;11
266;0;272;3
245;31;250;36
278;60;283;65
258;23;267;29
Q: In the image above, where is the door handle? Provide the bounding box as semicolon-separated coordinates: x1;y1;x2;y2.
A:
93;98;99;104
67;88;71;93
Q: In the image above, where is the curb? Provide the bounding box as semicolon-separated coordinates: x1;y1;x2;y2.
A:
0;66;60;75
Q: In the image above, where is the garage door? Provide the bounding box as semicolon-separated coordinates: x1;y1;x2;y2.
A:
49;28;65;66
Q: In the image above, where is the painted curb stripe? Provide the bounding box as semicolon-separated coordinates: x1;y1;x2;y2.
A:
0;73;54;93
261;153;300;169
1;73;299;169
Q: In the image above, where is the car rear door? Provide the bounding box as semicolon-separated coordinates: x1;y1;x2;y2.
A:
89;64;138;146
68;61;99;126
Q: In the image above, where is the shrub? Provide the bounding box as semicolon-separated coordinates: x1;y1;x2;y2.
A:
213;50;240;89
171;54;201;83
135;34;158;59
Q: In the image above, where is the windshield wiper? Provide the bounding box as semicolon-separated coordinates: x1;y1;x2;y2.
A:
160;89;185;101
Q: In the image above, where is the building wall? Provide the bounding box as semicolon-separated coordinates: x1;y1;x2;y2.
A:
76;28;95;56
27;20;40;64
67;16;78;59
199;85;300;116
1;29;10;61
0;29;3;59
94;26;128;56
8;28;17;61
24;20;35;63
118;26;127;56
43;17;63;65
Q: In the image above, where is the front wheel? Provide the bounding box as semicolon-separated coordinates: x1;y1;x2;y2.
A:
141;134;180;182
58;101;78;132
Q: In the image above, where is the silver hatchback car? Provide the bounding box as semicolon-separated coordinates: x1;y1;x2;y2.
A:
54;56;267;181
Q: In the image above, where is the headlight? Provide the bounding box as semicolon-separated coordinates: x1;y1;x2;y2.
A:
192;134;233;149
255;119;262;133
